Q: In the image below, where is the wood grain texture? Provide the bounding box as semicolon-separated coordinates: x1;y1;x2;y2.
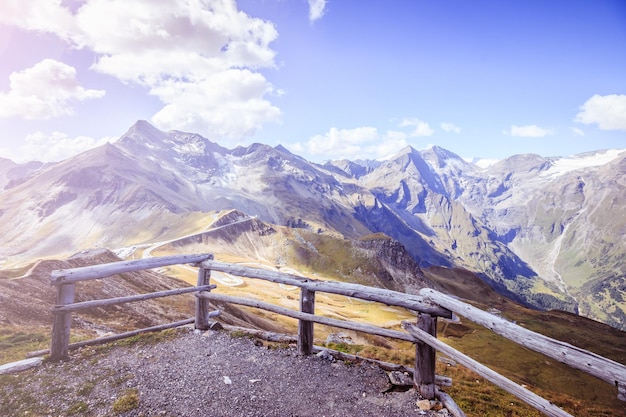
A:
202;260;452;318
421;288;626;399
51;253;213;284
403;322;574;417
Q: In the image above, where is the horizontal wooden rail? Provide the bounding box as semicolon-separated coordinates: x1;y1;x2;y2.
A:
53;285;216;312
420;288;626;400
44;253;624;416
312;345;453;388
51;253;213;284
214;322;454;387
198;292;415;342
31;318;196;358
202;260;452;318
49;254;218;361
403;322;573;417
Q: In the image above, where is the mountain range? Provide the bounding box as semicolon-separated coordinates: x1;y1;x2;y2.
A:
0;120;624;330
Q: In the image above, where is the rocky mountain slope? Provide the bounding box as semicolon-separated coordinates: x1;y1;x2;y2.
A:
341;146;626;328
0;249;193;336
0;247;287;349
0;120;624;329
2;224;625;417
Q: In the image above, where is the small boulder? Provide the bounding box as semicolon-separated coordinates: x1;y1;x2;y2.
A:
388;371;413;386
416;399;431;410
0;357;43;375
325;332;354;345
316;349;335;362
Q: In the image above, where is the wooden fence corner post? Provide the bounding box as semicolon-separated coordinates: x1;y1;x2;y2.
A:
414;312;437;400
195;254;214;331
50;283;75;361
298;288;315;355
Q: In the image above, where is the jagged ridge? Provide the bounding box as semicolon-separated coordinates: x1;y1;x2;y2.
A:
0;121;624;329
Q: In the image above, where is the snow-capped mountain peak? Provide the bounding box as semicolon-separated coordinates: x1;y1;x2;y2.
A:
1;120;625;330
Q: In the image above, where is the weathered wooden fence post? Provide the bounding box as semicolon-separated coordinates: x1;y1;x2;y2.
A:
414;312;437;399
298;288;315;355
195;254;214;331
50;283;75;361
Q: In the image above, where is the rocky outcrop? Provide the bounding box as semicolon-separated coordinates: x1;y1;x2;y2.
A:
0;120;624;329
354;234;435;294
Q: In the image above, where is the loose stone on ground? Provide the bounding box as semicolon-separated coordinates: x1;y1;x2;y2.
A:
0;328;451;416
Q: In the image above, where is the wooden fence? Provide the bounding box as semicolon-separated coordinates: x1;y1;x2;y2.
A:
46;253;626;417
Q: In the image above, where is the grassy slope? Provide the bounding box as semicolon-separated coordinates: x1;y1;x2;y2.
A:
1;217;624;417
159;221;626;416
425;266;626;416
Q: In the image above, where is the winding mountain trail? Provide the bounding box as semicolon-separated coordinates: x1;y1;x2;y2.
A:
113;215;267;287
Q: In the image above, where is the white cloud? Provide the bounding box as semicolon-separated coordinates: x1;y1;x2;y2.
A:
575;94;626;130
0;0;77;42
570;127;585;136
150;69;280;139
0;59;105;119
76;0;278;79
305;126;378;156
14;131;115;163
308;0;327;22
366;131;409;161
2;0;281;141
295;126;408;161
80;0;280;140
399;118;434;137
440;122;461;134
503;124;553;137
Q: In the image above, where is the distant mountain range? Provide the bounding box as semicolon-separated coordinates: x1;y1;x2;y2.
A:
1;120;624;329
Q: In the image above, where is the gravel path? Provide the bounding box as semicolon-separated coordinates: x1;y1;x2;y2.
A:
1;327;449;416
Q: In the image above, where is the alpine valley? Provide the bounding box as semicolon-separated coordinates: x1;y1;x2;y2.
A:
1;120;625;330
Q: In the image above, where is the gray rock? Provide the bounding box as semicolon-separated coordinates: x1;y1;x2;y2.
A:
0;357;43;375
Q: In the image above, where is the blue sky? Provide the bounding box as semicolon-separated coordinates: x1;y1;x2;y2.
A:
0;0;625;163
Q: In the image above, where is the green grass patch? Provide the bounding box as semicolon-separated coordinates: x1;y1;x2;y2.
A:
78;328;181;359
0;374;49;416
438;362;543;417
112;388;140;414
324;342;364;355
114;328;180;347
229;330;257;340
0;326;49;365
440;318;626;416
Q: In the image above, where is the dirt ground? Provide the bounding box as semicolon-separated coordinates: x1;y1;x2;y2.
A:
0;327;449;417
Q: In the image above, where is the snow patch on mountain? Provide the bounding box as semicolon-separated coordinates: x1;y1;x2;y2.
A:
1;120;625;328
541;149;625;178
